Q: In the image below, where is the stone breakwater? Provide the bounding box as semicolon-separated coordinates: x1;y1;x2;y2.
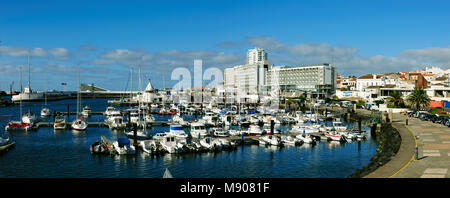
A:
348;123;402;178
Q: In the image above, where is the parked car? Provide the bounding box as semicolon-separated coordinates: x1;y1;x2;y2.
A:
430;114;440;123
442;117;450;127
419;113;432;121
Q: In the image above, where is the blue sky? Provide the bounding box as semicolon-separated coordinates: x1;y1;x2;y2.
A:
1;0;450;91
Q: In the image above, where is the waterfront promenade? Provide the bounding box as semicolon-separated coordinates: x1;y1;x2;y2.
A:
365;111;450;178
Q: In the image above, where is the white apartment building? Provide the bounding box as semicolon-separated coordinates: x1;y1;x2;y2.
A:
266;63;336;98
247;48;269;65
224;48;271;101
222;48;336;100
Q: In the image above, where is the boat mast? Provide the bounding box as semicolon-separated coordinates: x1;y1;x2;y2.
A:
138;65;142;122
44;72;47;107
130;67;133;109
77;66;81;116
28;55;30;90
19;66;23;119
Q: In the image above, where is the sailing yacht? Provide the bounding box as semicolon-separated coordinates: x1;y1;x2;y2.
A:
22;110;37;126
72;67;87;131
5;67;31;131
41;74;51;117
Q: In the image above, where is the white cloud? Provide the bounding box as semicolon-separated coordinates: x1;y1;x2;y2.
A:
50;48;71;60
245;36;285;52
399;47;450;65
100;49;153;65
0;46;47;57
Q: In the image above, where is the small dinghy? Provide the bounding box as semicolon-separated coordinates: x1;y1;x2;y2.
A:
90;141;110;154
113;137;136;155
0;137;15;152
141;140;158;154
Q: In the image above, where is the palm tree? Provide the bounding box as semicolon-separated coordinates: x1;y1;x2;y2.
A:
407;88;430;110
386;90;404;108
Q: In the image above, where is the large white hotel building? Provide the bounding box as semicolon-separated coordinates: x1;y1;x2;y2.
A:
223;48;336;101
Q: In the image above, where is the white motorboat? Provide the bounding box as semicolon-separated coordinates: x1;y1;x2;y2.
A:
125;129;150;140
249;115;263;125
280;135;302;146
211;128;230;137
200;137;216;151
291;124;320;134
172;114;188;126
339;132;356;141
189;141;203;152
81;105;91;117
190;122;209;138
53;116;67;130
129;110;139;124
71;117;87;131
104;106;116;116
176;141;188;153
150;104;158;109
140;140;157;154
324;131;346;142
41;107;51;117
245;124;264;136
217;139;232;149
229;129;243;136
113;137;136;155
295;134;316;144
303;111;317;122
160;134;178;154
259;135;282;146
105;110;126;129
356;132;367;140
153;132;168;140
201;112;219;126
168;124;188;139
108;116;126;130
332;121;348;132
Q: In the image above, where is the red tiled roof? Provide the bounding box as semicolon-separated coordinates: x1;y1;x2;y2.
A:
358;74;376;79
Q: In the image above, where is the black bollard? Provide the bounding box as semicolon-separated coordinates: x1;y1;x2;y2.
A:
270;120;274;135
67;104;70;120
127;111;131;128
415;146;419;160
133;123;138;149
358;117;362;132
406;118;408;125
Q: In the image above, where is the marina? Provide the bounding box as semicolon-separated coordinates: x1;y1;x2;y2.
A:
0;97;378;178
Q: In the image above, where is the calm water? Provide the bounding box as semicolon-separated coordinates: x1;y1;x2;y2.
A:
0;98;378;178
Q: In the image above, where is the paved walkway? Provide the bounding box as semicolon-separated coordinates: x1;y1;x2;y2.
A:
365;112;450;178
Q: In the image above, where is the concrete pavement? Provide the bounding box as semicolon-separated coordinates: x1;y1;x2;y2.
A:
365;112;450;178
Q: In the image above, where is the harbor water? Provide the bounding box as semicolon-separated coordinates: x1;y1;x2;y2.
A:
0;98;378;178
